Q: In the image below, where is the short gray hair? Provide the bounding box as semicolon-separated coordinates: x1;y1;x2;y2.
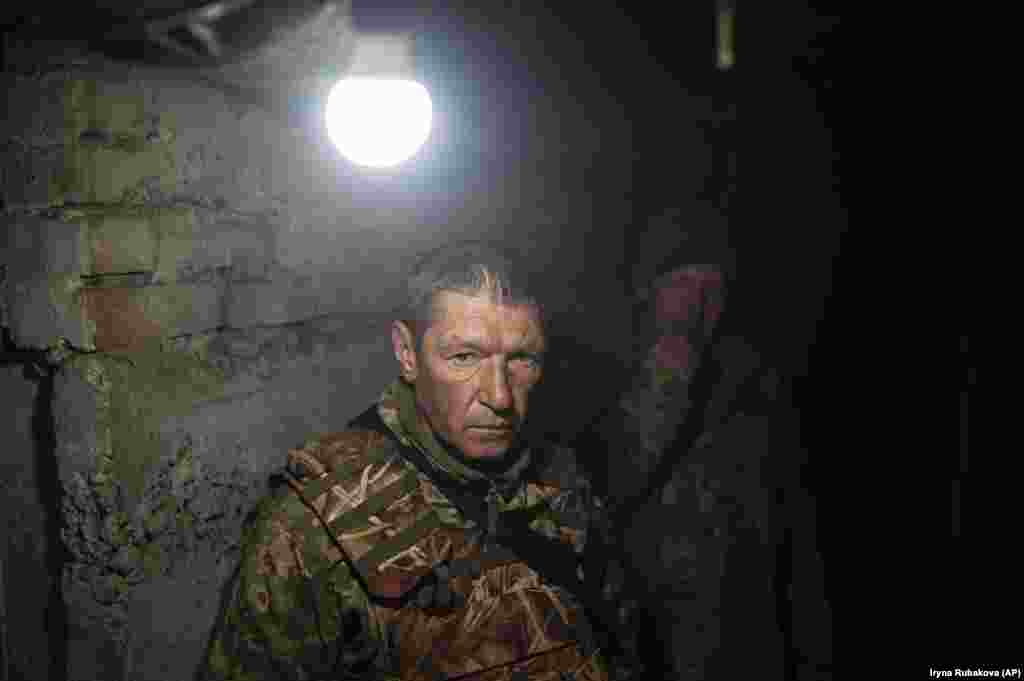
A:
400;240;543;341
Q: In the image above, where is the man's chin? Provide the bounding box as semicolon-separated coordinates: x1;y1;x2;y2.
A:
458;429;516;459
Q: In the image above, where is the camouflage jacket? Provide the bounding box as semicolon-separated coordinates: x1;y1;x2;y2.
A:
203;379;610;681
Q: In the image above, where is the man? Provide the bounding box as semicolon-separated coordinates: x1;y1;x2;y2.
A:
594;258;833;680
202;241;632;681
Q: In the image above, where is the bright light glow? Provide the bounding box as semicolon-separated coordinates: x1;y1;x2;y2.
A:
325;78;433;168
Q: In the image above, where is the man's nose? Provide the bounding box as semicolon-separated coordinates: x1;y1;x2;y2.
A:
479;361;513;412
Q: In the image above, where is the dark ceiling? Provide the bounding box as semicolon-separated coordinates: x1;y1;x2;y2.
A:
1;0;843;377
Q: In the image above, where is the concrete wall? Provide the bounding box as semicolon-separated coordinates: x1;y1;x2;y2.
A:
1;363;61;681
0;42;638;679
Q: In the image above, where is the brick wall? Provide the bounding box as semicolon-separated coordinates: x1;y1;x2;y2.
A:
1;63;423;681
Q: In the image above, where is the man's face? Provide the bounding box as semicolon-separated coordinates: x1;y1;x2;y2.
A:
392;291;546;460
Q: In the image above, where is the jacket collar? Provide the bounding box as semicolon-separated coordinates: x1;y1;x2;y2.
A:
376;378;532;494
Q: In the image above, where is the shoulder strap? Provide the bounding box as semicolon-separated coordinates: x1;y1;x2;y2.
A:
348;406;612;632
349;405;631;661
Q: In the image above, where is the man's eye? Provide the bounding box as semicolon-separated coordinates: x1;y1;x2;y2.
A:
450;353;478;367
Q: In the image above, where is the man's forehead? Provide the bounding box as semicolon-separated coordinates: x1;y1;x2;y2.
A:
429;291;544;347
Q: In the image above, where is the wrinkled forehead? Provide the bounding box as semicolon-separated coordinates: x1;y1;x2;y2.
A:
426;291;545;351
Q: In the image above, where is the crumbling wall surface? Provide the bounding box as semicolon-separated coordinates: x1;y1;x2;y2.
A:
1;53;399;681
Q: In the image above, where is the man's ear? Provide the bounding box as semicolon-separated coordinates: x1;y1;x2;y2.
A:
391;320;419;381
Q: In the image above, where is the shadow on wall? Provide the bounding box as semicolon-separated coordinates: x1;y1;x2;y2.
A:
0;327;69;681
34;358;69;681
527;329;635;493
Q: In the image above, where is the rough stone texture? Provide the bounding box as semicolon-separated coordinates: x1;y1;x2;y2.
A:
0;214;88;348
47;314;394;679
56;418;265;681
86;210;160;274
52;363;102;485
1;207;274;351
179;210;277;284
2;273;91;349
0;139;65;210
0;215;86;280
61;78;178;206
0;73;68;149
124;549;237;681
82;282;222;351
226;263;323;328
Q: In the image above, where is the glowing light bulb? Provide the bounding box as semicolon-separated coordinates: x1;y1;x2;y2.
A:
325;77;432;168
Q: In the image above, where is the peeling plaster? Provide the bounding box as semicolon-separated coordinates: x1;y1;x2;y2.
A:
61;342;226;509
57;79;177;205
